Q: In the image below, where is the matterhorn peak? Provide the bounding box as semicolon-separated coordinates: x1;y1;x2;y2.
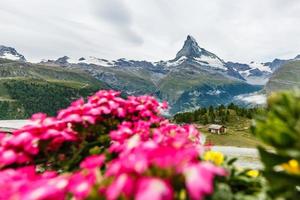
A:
175;35;203;59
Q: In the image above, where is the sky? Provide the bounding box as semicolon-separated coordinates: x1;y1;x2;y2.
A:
0;0;300;63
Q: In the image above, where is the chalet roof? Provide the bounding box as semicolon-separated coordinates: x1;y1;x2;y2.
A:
208;124;224;130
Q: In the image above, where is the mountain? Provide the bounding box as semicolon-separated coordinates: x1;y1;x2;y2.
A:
3;35;299;116
265;60;300;93
0;58;108;119
226;55;300;85
45;35;300;87
39;35;262;114
0;45;26;62
158;35;245;81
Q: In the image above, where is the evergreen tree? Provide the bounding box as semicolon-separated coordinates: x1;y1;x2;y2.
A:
203;114;208;125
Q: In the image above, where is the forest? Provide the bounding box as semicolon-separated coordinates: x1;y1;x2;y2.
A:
173;103;263;124
0;79;100;119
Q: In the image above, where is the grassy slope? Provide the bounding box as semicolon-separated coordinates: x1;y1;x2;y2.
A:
266;60;300;93
0;58;108;119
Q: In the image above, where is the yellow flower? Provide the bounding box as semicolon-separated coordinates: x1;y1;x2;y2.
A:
178;189;186;200
281;159;300;175
246;170;259;178
203;151;224;166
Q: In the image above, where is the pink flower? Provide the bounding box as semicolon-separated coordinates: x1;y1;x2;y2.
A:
20;177;68;200
68;172;96;200
184;162;226;200
105;173;135;200
80;155;105;169
0;166;68;200
135;177;173;200
0;149;17;166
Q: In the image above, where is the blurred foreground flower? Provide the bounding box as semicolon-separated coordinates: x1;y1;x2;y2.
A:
203;151;224;166
246;170;259;178
281;159;300;175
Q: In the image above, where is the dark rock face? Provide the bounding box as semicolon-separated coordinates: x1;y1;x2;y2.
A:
54;56;70;66
226;62;251;71
226;66;246;81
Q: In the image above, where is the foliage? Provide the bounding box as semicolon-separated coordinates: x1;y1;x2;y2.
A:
0;78;102;119
209;158;268;200
252;90;300;199
173;103;261;124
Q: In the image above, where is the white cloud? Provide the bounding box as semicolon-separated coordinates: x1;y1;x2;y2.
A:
0;0;299;63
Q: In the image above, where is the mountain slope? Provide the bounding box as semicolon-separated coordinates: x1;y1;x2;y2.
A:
265;60;300;93
0;58;108;119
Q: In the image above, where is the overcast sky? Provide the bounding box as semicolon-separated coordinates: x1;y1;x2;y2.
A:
1;0;300;63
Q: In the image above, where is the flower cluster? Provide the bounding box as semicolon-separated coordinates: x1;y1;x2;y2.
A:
0;90;225;199
0;90;165;169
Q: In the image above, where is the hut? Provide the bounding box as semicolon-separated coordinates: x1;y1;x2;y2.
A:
208;124;227;134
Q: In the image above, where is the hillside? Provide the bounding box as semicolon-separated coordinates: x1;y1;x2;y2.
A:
265;60;300;93
0;58;108;119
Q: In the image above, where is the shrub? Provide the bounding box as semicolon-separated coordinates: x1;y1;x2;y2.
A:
252;90;300;199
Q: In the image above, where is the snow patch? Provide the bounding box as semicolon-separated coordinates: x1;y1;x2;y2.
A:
206;90;223;95
74;57;115;67
1;53;20;61
189;90;202;97
165;56;187;67
194;56;227;70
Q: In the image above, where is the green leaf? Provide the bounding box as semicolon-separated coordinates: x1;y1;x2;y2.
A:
227;157;238;166
258;147;290;169
263;171;300;199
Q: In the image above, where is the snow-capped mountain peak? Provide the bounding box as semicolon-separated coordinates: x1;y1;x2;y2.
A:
172;35;227;70
0;45;26;61
176;35;203;58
